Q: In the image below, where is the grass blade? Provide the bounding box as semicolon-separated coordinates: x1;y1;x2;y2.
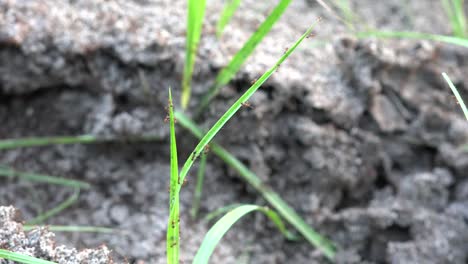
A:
0;249;56;264
442;72;468;121
442;0;467;38
193;204;294;264
0;135;163;150
356;30;468;47
0;166;90;189
23;225;114;233
182;0;207;109
203;203;242;222
176;22;319;201
27;188;80;225
191;152;208;219
174;111;336;260
0;135;98;150
197;0;292;112
166;90;180;264
216;0;242;38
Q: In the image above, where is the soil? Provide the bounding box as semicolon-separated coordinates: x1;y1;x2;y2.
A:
1;0;468;263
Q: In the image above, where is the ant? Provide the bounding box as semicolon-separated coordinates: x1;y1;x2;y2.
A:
203;145;211;154
191;151;198;161
241;102;254;109
250;78;258;85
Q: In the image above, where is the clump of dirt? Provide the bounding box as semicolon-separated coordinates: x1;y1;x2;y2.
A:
0;206;113;263
1;0;468;263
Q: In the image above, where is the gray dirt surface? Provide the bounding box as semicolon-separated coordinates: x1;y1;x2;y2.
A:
1;0;468;263
0;206;113;264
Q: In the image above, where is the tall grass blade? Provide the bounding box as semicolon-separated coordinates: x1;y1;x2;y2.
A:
0;166;90;189
174;111;336;260
27;188;80;225
23;225;114;233
191;152;208;219
197;0;292;112
442;72;468;121
176;23;319;201
166;89;180;264
193;204;294;264
0;135;163;150
216;0;242;38
0;249;56;264
442;0;467;38
0;135;98;150
182;0;207;109
356;30;468;47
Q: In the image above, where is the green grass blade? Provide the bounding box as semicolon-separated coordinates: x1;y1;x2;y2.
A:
216;0;242;38
174;111;336;260
0;249;56;264
0;135;163;150
27;188;80;225
23;225;114;233
176;23;318;201
193;204;294;264
167;90;180;264
182;0;207;109
442;72;468;121
197;0;292;112
0;135;98;150
0;166;90;189
442;0;467;38
203;203;243;222
191;152;208;219
356;30;468;47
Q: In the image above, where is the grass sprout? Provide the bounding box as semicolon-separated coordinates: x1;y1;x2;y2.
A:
175;111;336;260
27;188;80;225
0;166;90;189
203;203;242;222
442;0;467;38
174;22;320;204
356;30;468;47
182;0;207;109
442;72;468;121
166;89;181;264
197;0;292;113
0;135;163;150
23;225;114;233
0;249;56;264
193;204;295;264
191;152;208;219
216;0;242;38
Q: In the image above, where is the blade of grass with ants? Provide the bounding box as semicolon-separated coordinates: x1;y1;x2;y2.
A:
0;166;90;189
193;204;295;264
197;0;292;113
175;111;336;260
174;23;319;204
182;0;207;109
166;89;180;264
216;0;242;38
0;249;56;264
